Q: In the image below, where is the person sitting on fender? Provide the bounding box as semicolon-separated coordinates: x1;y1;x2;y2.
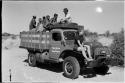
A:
75;28;93;62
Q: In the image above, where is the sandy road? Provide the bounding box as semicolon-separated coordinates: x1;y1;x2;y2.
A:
2;47;124;82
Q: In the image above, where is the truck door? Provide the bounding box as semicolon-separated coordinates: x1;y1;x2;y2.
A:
49;31;64;60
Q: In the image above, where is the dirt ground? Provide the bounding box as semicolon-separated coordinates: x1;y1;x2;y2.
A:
2;36;124;82
2;47;124;82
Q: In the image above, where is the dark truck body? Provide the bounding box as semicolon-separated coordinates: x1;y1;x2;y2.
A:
19;23;111;79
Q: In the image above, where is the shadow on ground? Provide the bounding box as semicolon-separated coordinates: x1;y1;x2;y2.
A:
80;68;97;78
80;68;111;78
23;59;63;73
23;59;111;78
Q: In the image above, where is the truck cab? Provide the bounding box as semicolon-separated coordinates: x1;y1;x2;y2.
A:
49;29;77;61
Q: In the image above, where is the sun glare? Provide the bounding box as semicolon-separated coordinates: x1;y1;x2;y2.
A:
96;7;103;13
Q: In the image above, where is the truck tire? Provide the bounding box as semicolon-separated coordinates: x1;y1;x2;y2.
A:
28;53;36;67
63;56;80;79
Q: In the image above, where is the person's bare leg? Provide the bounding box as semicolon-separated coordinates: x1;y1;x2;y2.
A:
80;46;90;61
86;45;92;59
84;45;93;59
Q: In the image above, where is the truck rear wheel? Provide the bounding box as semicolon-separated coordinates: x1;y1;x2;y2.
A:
28;53;36;67
63;56;80;79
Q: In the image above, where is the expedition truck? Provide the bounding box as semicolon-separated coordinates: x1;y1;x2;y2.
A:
19;22;111;79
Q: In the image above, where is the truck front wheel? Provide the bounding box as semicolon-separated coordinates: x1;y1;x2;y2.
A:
63;56;80;79
28;53;36;67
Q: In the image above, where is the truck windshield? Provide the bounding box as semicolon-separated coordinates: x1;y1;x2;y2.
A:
63;31;77;40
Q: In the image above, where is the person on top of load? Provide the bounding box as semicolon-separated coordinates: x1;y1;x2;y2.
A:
29;16;37;30
50;13;58;24
36;18;44;31
42;16;46;28
60;8;72;23
75;27;93;62
43;15;51;30
46;15;51;25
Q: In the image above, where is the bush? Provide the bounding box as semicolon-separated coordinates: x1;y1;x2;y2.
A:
85;35;98;43
11;35;17;39
104;30;110;37
109;28;124;66
2;32;11;36
84;30;98;37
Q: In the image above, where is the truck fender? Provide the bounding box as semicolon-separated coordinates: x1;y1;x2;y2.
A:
59;50;84;61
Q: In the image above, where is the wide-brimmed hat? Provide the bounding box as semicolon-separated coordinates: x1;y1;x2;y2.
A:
63;8;68;12
43;16;46;19
54;13;58;17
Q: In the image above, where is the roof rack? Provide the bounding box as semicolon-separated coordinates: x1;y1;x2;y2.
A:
47;22;79;30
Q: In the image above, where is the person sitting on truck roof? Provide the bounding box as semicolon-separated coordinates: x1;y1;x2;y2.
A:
60;8;72;23
36;18;44;31
29;16;37;30
43;15;51;30
46;15;50;25
45;15;56;30
42;16;46;28
50;13;58;24
75;28;93;62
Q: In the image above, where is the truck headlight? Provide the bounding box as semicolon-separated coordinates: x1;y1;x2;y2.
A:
101;50;106;54
107;55;110;57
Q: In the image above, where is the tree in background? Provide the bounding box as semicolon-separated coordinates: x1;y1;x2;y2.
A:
84;30;90;37
84;29;98;37
2;32;11;36
105;30;110;37
110;28;124;66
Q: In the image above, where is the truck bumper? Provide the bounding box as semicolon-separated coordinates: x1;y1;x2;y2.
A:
86;57;108;68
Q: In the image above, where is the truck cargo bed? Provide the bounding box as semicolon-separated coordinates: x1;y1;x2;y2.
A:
20;30;50;50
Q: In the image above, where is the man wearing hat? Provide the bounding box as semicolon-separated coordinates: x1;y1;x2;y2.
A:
29;16;36;30
61;8;72;23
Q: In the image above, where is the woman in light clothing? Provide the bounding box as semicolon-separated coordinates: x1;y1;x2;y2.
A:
75;28;93;62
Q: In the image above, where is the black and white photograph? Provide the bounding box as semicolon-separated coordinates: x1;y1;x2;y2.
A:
2;0;124;82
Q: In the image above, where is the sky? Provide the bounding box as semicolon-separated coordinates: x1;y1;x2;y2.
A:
2;1;124;34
